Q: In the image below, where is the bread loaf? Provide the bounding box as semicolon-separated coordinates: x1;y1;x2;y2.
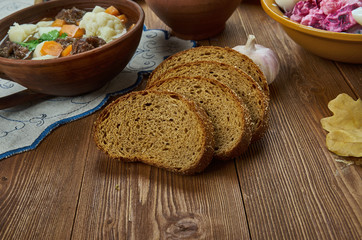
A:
93;90;215;174
150;76;252;160
149;61;269;141
147;46;269;96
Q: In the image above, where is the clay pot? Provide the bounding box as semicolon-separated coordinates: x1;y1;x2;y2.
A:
145;0;242;40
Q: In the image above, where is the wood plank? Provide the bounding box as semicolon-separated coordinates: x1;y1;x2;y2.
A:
335;63;362;97
0;115;96;239
71;144;250;239
232;3;362;239
1;1;359;240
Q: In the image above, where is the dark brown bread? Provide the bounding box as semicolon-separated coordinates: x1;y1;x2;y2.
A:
147;46;269;96
149;61;269;141
151;76;252;160
93;90;215;174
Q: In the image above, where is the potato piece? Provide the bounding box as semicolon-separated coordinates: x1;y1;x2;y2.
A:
37;26;61;36
37;21;53;27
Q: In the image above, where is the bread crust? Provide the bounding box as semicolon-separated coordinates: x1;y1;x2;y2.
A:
147;46;269;97
151;76;252;161
149;60;270;142
93;90;215;174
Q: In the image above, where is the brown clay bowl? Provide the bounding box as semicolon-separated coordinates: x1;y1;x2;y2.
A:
145;0;242;40
0;0;144;99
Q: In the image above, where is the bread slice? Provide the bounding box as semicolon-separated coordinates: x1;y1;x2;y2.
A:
150;76;252;160
93;90;215;174
147;46;269;96
149;61;269;141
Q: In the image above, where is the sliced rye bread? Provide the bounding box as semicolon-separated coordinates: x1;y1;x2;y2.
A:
150;76;252;160
147;46;269;96
149;61;269;141
93;90;215;174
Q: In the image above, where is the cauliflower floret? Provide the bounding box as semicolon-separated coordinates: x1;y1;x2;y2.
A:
8;23;37;42
92;6;106;13
79;9;126;43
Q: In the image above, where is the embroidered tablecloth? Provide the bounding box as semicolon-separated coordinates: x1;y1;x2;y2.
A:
0;0;195;160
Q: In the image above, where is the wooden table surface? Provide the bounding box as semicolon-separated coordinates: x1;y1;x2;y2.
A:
1;1;361;239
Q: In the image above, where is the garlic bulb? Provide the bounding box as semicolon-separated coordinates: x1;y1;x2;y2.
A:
233;35;280;84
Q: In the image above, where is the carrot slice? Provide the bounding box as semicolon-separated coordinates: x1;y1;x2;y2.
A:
105;6;120;16
61;45;72;57
128;24;135;31
60;24;85;38
40;41;63;57
51;19;66;27
117;14;128;23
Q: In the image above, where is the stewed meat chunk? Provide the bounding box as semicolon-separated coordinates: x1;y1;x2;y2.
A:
72;37;106;54
55;7;86;25
0;41;31;59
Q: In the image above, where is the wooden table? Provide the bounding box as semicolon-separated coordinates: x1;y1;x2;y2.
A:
1;1;361;239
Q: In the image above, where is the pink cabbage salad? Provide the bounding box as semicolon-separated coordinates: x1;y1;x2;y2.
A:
285;0;362;33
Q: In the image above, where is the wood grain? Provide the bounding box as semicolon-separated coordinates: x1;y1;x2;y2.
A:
0;115;95;239
233;3;362;240
71;149;249;239
0;1;361;240
335;63;362;97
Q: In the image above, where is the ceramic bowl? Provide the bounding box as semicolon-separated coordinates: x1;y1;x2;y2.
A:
261;0;362;64
0;0;144;97
145;0;242;40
